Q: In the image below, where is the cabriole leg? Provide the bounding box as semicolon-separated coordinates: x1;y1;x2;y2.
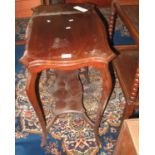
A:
94;64;112;146
26;70;47;147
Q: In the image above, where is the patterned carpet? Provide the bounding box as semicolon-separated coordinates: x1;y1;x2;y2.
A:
16;57;125;155
15;6;133;155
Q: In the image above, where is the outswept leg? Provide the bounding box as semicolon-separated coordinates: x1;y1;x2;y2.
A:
94;64;112;146
26;70;47;147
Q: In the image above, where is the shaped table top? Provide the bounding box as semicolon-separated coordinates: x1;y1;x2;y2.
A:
20;4;115;67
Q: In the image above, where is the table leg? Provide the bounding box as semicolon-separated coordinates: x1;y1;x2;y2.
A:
26;70;47;147
94;64;112;146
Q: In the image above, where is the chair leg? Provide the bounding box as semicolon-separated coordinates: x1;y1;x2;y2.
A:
129;67;139;102
124;66;139;119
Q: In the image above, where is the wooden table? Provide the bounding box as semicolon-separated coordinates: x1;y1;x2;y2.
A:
114;119;139;155
20;3;115;148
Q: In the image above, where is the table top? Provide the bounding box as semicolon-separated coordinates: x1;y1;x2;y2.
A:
20;4;115;67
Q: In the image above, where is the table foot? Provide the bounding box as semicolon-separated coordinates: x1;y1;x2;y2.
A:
40;133;47;147
95;133;101;147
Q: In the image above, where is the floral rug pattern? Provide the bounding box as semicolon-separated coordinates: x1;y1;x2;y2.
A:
16;67;126;155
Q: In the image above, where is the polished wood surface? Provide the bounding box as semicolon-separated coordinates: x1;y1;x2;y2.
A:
114;119;139;155
20;3;115;148
27;5;111;59
21;4;115;69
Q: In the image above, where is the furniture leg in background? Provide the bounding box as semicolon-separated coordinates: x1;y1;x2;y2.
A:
109;0;139;118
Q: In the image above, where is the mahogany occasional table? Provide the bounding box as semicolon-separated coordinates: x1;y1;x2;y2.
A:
20;3;115;148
